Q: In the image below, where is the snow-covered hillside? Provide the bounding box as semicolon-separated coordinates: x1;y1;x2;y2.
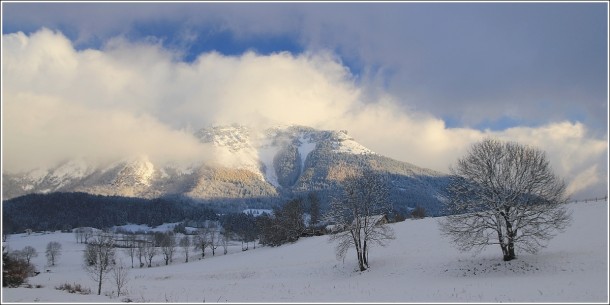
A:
2;201;607;302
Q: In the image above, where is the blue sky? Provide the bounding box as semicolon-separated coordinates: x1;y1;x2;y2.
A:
1;2;608;198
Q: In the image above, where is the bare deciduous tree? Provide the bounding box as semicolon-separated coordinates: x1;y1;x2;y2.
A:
325;168;395;271
143;236;157;268
220;229;230;255
194;228;209;259
45;241;62;266
83;234;116;295
75;227;95;244
135;237;146;268
179;235;191;263
439;138;572;261
21;246;38;264
160;232;176;265
123;234;137;268
111;259;129;297
208;223;219;256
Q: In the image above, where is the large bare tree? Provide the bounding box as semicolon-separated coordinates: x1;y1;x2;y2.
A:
326;168;395;271
439;138;571;261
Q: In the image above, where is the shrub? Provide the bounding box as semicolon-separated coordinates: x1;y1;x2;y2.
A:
55;282;91;295
3;247;37;287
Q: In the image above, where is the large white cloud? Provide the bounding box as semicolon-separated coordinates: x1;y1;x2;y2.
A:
2;28;607;199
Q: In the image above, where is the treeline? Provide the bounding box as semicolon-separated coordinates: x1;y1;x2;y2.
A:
2;192;219;234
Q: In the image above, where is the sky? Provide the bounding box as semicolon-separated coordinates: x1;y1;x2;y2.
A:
1;1;608;199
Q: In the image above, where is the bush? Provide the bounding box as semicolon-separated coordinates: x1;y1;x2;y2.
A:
55;282;91;295
3;247;37;287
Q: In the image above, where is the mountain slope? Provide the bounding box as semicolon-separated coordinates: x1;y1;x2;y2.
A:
2;125;449;214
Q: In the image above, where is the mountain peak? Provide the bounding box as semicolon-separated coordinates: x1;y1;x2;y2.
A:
2;124;449;215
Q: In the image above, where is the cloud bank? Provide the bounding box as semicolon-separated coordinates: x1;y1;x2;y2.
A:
2;28;607;198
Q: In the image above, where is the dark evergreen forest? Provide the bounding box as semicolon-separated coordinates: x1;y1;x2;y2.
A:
2;192;219;233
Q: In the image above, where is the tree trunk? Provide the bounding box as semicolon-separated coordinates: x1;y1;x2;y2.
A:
97;271;103;295
355;247;366;271
507;242;516;260
352;228;366;271
497;226;510;261
503;208;516;261
363;240;368;267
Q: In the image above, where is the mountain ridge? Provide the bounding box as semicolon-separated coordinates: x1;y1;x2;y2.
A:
2;125;449;215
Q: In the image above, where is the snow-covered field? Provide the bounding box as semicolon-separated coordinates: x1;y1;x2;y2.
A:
2;201;608;303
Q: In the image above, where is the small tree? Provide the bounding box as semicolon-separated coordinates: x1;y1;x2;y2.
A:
143;236;157;268
111;259;129;297
136;238;146;268
123;234;137;268
45;242;62;266
159;232;176;265
439;138;572;261
325;168;395;271
20;246;38;265
83;234;116;295
208;224;219;256
179;235;191;263
75;227;94;244
220;230;230;255
194;228;208;259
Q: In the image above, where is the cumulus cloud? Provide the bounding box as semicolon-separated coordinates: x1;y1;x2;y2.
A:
2;28;607;199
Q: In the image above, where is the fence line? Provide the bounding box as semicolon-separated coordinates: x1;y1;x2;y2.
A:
567;195;608;204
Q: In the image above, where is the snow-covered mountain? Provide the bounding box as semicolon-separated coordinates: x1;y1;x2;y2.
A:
2;125;449;214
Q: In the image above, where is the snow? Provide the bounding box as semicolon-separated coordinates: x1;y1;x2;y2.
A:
24;168;48;184
2;202;607;303
333;130;375;155
51;159;90;181
132;157;155;187
297;135;316;171
257;144;281;188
